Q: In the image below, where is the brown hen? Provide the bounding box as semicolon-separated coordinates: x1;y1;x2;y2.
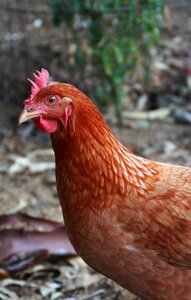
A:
19;69;191;300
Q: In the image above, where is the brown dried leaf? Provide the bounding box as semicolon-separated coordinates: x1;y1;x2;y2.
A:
0;212;62;231
0;213;76;274
0;269;8;280
0;286;19;300
0;227;75;259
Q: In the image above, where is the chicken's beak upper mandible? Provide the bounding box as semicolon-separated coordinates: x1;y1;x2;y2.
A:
19;109;41;125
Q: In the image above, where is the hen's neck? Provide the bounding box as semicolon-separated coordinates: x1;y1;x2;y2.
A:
51;108;157;210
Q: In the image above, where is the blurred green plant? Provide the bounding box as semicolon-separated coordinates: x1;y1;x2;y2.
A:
49;0;164;122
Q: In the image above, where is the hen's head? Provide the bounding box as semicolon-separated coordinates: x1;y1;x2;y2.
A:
20;68;106;135
19;68;78;133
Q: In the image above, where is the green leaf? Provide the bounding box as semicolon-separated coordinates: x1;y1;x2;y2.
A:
48;0;164;121
49;292;63;300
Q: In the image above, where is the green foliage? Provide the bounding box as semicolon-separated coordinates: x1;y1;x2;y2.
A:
49;0;164;121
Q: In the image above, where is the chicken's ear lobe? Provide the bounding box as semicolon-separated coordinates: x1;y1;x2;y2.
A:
61;97;72;104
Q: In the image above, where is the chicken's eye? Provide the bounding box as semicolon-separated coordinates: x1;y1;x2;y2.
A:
47;96;57;105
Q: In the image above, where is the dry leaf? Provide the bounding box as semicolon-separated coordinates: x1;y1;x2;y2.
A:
0;213;76;275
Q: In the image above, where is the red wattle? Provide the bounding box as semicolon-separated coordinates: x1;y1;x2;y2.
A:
34;115;58;133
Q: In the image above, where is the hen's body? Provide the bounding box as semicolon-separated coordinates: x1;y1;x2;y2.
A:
51;93;191;300
20;71;191;300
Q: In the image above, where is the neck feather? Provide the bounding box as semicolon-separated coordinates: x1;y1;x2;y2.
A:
51;101;158;211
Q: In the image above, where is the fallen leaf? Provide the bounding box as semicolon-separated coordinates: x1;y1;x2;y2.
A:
0;213;76;275
82;288;105;300
123;108;170;120
0;212;62;231
0;227;75;260
7;149;55;174
49;291;64;300
0;270;8;280
0;287;19;300
1;278;36;288
5;200;28;215
3;250;49;273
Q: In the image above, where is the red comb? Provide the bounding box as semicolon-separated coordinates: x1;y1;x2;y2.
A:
24;68;49;106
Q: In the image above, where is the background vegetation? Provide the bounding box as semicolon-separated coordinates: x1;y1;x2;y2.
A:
49;0;164;121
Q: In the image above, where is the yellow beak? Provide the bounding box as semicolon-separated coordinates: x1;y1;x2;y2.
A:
19;109;41;125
